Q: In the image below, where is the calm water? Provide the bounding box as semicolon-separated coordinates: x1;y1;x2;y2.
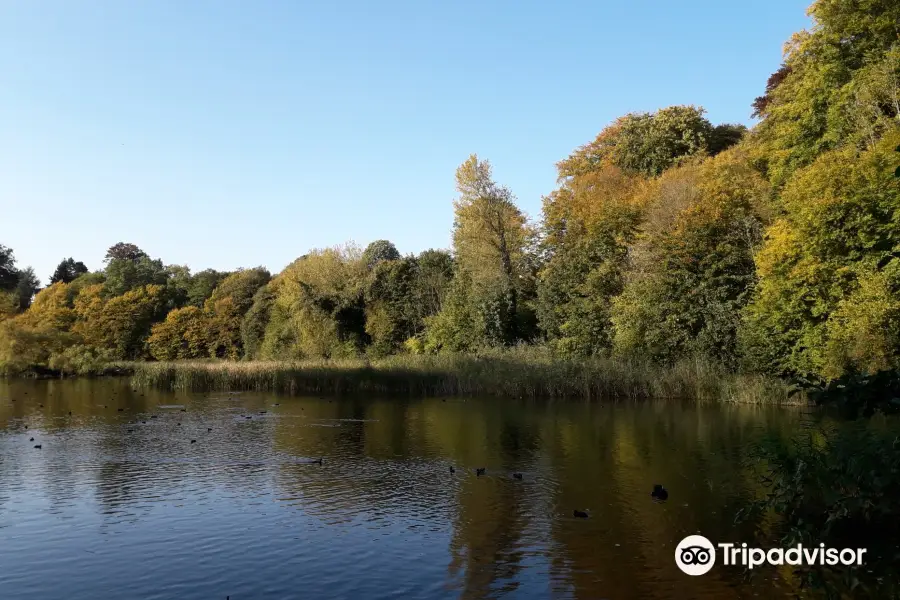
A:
0;379;817;599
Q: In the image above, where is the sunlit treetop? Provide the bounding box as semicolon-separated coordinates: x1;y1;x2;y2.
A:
557;106;744;180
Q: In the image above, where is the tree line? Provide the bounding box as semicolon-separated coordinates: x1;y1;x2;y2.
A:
2;0;899;387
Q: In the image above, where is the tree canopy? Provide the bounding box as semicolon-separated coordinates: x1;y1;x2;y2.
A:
2;0;898;386
49;258;89;285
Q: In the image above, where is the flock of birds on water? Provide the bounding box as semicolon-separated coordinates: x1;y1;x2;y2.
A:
9;387;670;516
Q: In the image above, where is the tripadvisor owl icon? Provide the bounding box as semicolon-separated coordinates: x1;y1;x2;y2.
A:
675;535;716;576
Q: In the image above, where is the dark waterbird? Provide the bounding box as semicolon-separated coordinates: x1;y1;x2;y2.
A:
512;473;523;480
476;468;486;476
573;509;589;518
312;458;323;465
245;416;252;419
449;466;455;474
191;440;197;444
29;437;34;442
117;408;123;412
34;444;42;449
651;484;669;501
208;428;212;432
127;429;133;433
150;415;158;419
181;409;186;412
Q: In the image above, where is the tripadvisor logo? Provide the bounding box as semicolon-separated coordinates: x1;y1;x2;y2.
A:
675;535;867;576
676;535;716;575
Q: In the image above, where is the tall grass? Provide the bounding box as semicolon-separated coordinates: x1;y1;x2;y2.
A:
129;348;801;403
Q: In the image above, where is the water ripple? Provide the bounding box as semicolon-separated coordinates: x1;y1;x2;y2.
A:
0;379;811;599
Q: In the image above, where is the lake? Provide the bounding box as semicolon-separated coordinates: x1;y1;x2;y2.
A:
0;378;816;599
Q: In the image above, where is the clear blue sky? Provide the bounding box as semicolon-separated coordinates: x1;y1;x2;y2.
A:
1;0;811;285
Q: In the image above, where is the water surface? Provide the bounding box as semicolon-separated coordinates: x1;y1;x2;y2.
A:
0;379;815;599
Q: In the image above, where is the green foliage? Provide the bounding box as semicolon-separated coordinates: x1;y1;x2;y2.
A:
557;106;732;178
364;250;454;356
73;284;168;360
160;266;233;310
0;246;39;313
0;244;18;291
738;423;900;597
538;166;643;356
708;123;747;155
742;129;900;378
49;258;88;285
14;267;40;311
208;268;270;311
204;268;271;358
441;154;536;348
161;264;193;309
47;344;115;376
413;249;454;316
241;284;275;360
262;246;368;359
0;318;77;375
540;112;749;359
104;242;147;262
65;272;107;308
539;233;632;356
148;305;208;360
751;0;900;186
103;249;167;297
422;270;485;353
612;149;769;365
0;292;18;320
364;257;419;356
187;269;230;307
145;268;270;360
21;282;77;331
68;271;106;290
362;240;400;269
258;291;296;360
807;369;900;419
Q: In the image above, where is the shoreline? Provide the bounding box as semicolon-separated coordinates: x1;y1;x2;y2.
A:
118;354;803;404
3;364;135;380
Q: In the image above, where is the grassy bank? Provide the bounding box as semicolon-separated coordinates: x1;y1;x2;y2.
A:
2;362;134;379
128;350;801;403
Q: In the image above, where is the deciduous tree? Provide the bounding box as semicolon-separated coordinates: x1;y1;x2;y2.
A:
430;155;536;348
742;129;900;378
49;258;89;285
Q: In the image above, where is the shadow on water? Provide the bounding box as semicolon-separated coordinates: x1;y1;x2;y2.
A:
0;378;823;599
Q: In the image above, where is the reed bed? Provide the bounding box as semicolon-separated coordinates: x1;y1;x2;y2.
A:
128;349;802;404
